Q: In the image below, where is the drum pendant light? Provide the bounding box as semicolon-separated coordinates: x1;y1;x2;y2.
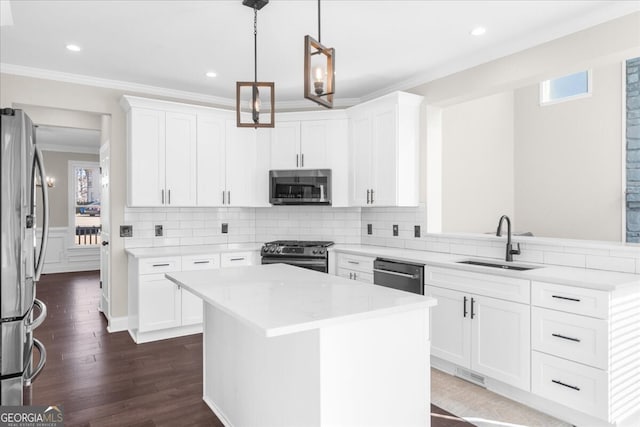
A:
304;0;334;108
236;0;275;128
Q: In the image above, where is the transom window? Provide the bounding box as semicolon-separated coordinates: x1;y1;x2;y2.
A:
540;70;591;105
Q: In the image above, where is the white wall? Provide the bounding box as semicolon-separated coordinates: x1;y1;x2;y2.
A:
441;92;514;234
514;61;623;241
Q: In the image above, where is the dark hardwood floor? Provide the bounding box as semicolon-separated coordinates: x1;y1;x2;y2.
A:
32;270;472;426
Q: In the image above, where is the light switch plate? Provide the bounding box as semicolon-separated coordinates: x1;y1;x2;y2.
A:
155;225;163;237
120;225;133;237
414;225;421;238
222;223;228;234
367;224;372;235
393;224;399;236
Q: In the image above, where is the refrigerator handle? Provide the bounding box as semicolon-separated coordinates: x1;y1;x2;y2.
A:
24;338;46;386
33;145;50;281
26;299;47;333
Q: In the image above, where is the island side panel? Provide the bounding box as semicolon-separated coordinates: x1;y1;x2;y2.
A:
203;303;322;427
319;308;431;427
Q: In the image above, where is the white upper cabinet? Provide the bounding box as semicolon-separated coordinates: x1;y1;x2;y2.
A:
123;96;268;208
270;120;329;169
123;98;196;207
348;91;422;207
196;114;226;206
270;121;301;169
164;112;197;206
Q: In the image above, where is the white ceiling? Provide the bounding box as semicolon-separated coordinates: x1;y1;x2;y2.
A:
1;1;639;108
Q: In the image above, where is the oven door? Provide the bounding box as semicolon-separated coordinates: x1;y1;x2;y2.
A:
261;256;327;273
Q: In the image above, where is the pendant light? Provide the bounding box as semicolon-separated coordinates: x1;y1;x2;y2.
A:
236;0;275;128
304;0;335;108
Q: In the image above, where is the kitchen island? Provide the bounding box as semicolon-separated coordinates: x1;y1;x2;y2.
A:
166;263;437;427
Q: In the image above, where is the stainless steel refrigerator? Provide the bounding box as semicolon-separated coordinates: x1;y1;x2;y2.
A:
1;108;49;405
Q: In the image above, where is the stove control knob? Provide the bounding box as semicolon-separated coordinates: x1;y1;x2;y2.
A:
312;249;318;254
270;247;276;253
276;248;281;254
319;249;325;254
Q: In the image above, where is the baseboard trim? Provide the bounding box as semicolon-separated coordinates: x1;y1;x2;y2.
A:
128;324;203;344
107;316;128;333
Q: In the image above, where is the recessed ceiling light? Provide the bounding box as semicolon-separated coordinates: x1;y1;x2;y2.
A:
470;27;486;36
205;71;217;78
66;44;82;52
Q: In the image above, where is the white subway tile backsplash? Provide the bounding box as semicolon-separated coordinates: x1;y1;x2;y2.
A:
543;251;586;268
586;255;636;273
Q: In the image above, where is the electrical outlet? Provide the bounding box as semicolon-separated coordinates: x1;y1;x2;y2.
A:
222;223;228;234
155;225;163;237
367;224;372;235
392;224;399;236
120;225;133;237
414;225;421;238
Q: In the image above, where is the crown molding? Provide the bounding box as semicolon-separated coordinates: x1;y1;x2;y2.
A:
1;63;362;111
1;63;237;107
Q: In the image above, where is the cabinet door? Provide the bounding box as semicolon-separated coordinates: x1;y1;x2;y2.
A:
325;119;349;206
300;121;327;168
197;114;226;206
181;289;203;326
425;286;471;369
371;106;397;206
471;295;531;391
139;274;181;332
128;108;165;206
225;123;258;206
350;114;373;206
270;121;300;169
165;112;197;206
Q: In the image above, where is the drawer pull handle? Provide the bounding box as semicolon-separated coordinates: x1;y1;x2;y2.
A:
552;379;580;391
347;260;360;265
153;263;170;267
229;257;245;261
552;295;581;302
552;333;581;343
194;260;210;264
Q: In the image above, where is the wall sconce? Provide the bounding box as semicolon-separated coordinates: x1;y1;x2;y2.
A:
36;176;55;188
304;0;334;108
236;0;275;128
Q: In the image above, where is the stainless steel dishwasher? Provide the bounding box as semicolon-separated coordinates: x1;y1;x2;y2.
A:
373;258;424;295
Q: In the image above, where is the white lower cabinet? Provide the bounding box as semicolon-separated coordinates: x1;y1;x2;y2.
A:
425;283;530;391
336;253;375;283
139;274;181;332
129;251;257;343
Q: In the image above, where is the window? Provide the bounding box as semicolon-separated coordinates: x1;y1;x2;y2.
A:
540;70;591;105
69;161;101;245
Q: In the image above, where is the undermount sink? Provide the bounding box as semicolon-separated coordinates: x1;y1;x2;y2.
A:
456;259;541;271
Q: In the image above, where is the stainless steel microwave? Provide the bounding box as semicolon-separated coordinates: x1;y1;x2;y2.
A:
269;169;331;205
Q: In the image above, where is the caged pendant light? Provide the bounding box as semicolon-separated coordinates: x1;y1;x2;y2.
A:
236;0;275;128
304;0;334;108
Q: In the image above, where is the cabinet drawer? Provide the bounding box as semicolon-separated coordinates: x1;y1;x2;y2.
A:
532;281;609;319
424;266;530;304
182;254;220;271
532;351;608;420
532;307;608;369
337;253;375;273
221;251;254;267
139;257;182;275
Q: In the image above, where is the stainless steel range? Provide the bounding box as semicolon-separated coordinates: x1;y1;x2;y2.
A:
261;240;334;273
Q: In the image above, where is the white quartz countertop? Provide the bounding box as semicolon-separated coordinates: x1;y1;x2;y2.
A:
125;243;261;258
332;245;640;292
166;263;437;337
